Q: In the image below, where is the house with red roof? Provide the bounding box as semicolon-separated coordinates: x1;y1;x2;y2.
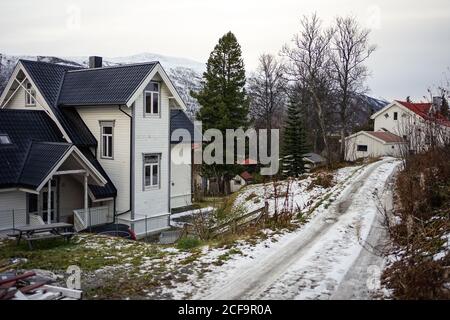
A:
345;99;450;161
230;171;253;193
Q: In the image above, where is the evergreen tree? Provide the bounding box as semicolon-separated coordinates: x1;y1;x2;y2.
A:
441;94;449;119
282;98;309;177
191;32;249;194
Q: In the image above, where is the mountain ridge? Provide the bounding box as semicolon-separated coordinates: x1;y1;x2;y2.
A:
0;52;387;119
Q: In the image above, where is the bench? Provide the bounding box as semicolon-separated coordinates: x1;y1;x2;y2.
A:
6;231;21;239
22;234;63;250
57;232;75;242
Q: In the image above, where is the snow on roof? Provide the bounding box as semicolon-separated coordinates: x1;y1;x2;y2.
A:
303;152;326;164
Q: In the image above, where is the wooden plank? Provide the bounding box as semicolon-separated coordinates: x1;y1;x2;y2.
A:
15;223;73;232
0;271;35;286
23;234;62;241
1;289;18;300
19;281;49;294
42;285;83;299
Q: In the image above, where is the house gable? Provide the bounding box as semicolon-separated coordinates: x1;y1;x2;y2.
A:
126;63;187;110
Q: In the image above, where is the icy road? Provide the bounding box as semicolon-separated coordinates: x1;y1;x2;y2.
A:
195;158;400;300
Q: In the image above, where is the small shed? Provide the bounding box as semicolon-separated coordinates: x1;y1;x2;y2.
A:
230;171;253;193
303;153;326;170
345;131;406;161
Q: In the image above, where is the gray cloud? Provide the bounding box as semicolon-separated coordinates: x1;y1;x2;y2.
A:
1;0;449;101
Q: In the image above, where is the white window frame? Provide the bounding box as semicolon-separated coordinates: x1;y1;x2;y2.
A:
143;153;161;190
25;82;36;106
144;82;160;117
100;121;114;159
357;145;368;152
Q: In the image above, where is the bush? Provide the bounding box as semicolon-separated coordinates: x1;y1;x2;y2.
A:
308;173;334;189
382;145;450;299
245;192;258;202
176;236;202;250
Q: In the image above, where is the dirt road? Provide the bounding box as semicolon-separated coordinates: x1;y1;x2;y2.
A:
199;159;399;300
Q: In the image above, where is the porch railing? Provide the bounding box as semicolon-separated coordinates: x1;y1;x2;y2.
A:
73;206;113;232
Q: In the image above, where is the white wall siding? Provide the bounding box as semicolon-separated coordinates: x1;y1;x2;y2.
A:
76;106;131;213
374;104;412;135
345;133;386;161
133;79;170;220
170;143;192;208
0;191;27;230
345;133;404;161
230;175;246;193
4;83;46;111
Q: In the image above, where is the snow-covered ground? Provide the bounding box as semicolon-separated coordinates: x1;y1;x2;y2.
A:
161;158;400;299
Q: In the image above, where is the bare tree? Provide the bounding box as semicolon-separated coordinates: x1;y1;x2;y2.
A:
282;13;334;165
248;54;287;149
331;16;376;161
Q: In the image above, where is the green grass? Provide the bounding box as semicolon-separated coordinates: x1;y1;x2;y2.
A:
213;248;243;266
176;236;202;250
0;234;163;274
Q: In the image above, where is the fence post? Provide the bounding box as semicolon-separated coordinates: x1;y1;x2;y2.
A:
89;208;92;232
264;201;269;223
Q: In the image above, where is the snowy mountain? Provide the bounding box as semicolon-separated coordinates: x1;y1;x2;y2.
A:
0;52;386;120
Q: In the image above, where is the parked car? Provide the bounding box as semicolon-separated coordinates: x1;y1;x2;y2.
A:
85;223;136;240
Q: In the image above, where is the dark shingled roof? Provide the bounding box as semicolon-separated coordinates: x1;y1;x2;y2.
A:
19;142;72;189
0;109;66;189
170;109;202;143
78;147;117;199
0;110;116;198
58;63;156;106
20;60;98;147
303;152;326;164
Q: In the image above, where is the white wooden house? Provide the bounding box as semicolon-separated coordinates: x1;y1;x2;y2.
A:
0;57;195;238
345;100;450;161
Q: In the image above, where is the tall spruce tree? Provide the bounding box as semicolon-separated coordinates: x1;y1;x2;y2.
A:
282;98;309;177
441;94;449;119
192;31;249;194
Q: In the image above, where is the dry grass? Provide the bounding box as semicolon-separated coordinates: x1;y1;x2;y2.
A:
382;146;450;299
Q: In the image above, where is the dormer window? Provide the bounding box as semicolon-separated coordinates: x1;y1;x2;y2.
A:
25;82;36;106
394;112;398;120
0;134;12;145
144;82;160;117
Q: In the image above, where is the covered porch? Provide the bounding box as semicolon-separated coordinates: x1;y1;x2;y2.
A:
0;144;114;234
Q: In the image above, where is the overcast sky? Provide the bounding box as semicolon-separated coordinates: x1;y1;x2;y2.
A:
1;0;449;101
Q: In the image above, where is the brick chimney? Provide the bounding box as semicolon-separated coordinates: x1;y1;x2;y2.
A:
88;56;102;68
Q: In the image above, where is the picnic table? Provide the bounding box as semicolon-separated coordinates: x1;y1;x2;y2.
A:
12;223;75;250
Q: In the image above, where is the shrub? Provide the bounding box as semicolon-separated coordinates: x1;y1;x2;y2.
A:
308;173;334;189
245;192;258;202
382;145;450;299
176;236;202;250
